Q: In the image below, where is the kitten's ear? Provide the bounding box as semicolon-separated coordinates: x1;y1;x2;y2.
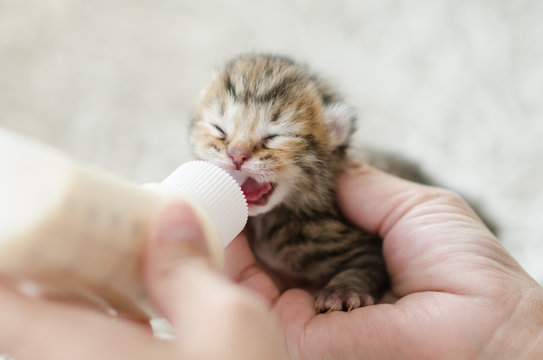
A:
322;103;356;150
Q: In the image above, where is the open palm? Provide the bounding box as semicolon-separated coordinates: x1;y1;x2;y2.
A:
224;165;543;359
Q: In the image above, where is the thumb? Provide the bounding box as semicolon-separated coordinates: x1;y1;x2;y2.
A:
336;163;450;236
143;201;227;328
143;202;287;359
336;163;491;242
335;163;524;298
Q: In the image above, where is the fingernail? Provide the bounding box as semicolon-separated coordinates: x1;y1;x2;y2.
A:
346;159;364;170
154;202;208;257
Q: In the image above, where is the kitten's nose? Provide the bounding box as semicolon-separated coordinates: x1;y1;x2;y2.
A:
227;148;251;170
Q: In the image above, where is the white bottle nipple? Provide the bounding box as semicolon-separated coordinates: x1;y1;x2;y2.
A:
0;128;249;320
160;161;248;248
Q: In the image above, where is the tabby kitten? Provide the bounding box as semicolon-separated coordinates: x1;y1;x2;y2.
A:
189;54;388;312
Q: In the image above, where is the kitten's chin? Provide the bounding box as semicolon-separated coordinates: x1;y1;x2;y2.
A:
248;205;272;216
247;196;281;216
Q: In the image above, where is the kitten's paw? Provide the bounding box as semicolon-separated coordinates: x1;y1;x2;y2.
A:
315;286;374;313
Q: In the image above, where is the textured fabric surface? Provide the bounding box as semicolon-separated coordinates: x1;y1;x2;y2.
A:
0;0;542;287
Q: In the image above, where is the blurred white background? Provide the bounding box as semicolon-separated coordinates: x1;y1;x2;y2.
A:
0;0;542;283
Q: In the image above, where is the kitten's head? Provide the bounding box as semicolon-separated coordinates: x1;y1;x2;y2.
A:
190;54;356;216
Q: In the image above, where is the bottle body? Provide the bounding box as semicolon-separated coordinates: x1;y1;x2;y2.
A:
0;128;247;319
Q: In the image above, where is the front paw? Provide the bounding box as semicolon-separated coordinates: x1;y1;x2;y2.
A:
315;285;375;313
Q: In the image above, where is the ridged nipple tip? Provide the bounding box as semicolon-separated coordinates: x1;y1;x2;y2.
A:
161;161;248;247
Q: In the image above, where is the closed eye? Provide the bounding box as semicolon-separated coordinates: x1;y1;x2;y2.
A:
263;134;278;142
212;124;227;140
261;134;279;149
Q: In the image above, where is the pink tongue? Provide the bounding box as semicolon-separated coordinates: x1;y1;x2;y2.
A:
241;178;272;201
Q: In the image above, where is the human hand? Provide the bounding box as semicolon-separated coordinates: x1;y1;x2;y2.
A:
0;202;286;359
225;164;543;359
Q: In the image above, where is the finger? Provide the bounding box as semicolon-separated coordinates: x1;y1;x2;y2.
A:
143;201;228;327
336;163;482;236
0;284;171;359
143;202;286;359
273;289;397;359
224;232;281;304
37;294;153;332
272;289;315;358
336;163;521;297
274;288;493;360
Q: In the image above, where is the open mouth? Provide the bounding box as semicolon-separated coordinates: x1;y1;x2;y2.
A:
240;177;275;207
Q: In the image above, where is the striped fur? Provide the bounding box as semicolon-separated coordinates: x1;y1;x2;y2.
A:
190;54;388;312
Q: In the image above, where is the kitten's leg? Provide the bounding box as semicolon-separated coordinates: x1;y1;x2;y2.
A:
314;227;389;313
315;267;386;313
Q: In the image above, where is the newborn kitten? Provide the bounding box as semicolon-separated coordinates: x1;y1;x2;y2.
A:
189;54;388;312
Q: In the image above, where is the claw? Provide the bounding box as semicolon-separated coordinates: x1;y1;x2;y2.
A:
315;286;375;313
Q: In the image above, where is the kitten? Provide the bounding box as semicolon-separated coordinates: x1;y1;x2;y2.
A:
189;54;388;312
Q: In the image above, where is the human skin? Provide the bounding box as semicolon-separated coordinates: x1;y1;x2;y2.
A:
224;164;543;360
1;164;542;359
0;203;287;360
